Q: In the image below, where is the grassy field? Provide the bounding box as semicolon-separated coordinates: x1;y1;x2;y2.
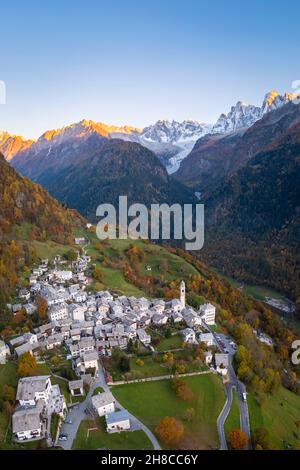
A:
128;355;170;379
111;374;225;449
214;270;284;302
224;388;240;437
50;414;60;441
84;231;203;298
72;418;153;450
0;362;18;444
108;350;208;382
31;240;72;260
155;334;183;352
242;285;283;301
248;388;300;449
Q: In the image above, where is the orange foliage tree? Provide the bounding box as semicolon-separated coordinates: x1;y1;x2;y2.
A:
228;429;248;450
155;416;184;446
172;377;194;401
17;352;37;377
36;295;48;320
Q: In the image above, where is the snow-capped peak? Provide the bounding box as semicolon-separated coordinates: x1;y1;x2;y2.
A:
212;90;299;135
212;101;261;134
261;89;300;114
141;120;212;144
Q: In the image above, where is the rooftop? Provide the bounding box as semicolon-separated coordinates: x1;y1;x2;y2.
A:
105;409;130;425
12;408;41;433
83;350;98;362
92;391;115;409
68;379;83;390
16;376;50;401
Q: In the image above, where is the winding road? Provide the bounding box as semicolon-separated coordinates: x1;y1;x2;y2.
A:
205;325;252;450
217;384;234;450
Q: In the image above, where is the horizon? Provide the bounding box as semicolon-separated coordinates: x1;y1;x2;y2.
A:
0;0;300;139
0;87;295;141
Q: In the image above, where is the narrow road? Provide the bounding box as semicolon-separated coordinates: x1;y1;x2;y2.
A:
217;384;234;450
205;324;252;450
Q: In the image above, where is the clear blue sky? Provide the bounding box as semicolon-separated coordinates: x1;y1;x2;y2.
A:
0;0;299;138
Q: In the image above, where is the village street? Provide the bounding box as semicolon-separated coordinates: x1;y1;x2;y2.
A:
207;327;251;450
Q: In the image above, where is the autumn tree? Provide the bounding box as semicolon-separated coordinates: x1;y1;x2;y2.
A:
65;249;77;262
50;356;60;367
17;352;37;377
162;352;174;370
12;309;26;326
126;245;144;264
172;378;194;401
228;429;248;450
252;428;271;450
3;384;16;403
3;401;14;419
36;295;48;320
175;363;186;374
92;266;104;282
155;416;184;446
0;326;14;338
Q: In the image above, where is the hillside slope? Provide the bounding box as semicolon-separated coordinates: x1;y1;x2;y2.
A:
25;139;195;221
199;123;300;301
174;101;300;191
0;154;84;313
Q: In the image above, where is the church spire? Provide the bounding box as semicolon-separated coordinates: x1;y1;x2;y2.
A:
180;280;185;308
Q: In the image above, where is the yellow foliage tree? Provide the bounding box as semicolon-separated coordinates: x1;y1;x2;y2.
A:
17;352;37;377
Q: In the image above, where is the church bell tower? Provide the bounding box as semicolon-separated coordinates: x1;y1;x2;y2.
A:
180;280;186;308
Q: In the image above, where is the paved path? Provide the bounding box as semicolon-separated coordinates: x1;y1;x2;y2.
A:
110;369;212;386
58;361;161;450
217;384;234;450
205;325;252;450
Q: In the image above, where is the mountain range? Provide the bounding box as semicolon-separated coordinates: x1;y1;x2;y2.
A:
174;97;300;191
200;113;300;301
2;89;299;175
24;138;195;221
1;88;300;301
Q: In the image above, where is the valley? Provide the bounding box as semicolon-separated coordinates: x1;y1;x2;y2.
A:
0;87;299;454
1;0;300;457
0;217;299;450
